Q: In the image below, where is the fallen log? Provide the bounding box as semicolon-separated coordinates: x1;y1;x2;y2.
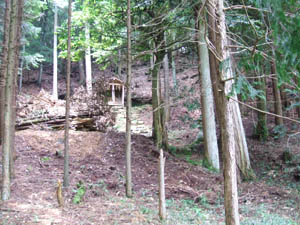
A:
16;112;104;131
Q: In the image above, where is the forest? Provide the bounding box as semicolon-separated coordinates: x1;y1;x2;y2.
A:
0;0;300;224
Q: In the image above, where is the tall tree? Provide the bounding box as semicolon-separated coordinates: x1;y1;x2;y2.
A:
163;32;170;122
125;0;132;198
0;0;11;145
53;2;58;100
207;0;240;224
255;73;268;141
78;59;85;84
208;3;253;180
145;2;169;149
271;58;283;126
10;0;24;179
171;32;177;95
2;0;24;200
64;0;72;188
195;2;219;171
85;23;92;96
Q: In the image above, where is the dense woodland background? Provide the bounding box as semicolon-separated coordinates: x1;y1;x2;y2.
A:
0;0;300;224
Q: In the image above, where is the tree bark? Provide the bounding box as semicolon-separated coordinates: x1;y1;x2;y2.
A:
37;12;47;87
150;50;154;73
63;0;72;188
18;45;25;93
125;0;133;198
149;41;155;81
10;0;24;179
171;32;177;95
78;59;85;85
150;20;168;149
271;61;283;126
38;64;43;87
152;49;165;148
0;0;11;145
118;49;122;78
163;32;170;122
207;1;252;181
195;2;220;171
158;149;166;220
207;0;240;224
255;76;268;140
85;23;93;96
2;0;24;200
53;3;58;100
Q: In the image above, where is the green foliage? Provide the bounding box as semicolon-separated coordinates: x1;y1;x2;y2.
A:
41;156;51;162
163;198;224;225
58;0;126;66
250;0;300;96
183;99;201;112
72;181;86;204
226;0;300;111
272;125;287;139
22;51;45;69
282;149;293;163
233;75;265;101
186;156;202;166
268;1;300;85
178;96;202;130
202;158;219;173
284;89;300;113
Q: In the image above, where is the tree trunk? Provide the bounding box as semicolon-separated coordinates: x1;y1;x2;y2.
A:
171;32;177;95
294;76;300;119
37;13;47;88
271;61;284;125
10;0;24;179
38;64;43;87
150;51;154;72
0;0;11;145
18;44;25;93
2;0;24;200
207;0;240;224
78;59;85;85
53;3;58;100
85;23;92;96
207;2;252;181
152;50;165;148
118;49;122;78
195;3;219;171
149;41;155;81
163;33;170;122
63;0;72;188
150;18;168;149
255;76;268;140
125;0;133;198
158;149;166;220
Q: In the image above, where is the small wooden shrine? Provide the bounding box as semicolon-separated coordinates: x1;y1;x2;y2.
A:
107;77;125;106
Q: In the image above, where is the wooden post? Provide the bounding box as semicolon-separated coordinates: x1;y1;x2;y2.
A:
122;84;125;106
112;84;115;104
159;149;166;220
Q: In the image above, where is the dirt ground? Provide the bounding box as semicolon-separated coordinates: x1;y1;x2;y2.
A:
1;60;300;224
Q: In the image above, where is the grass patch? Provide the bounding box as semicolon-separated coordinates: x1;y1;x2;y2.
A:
72;181;86;204
240;204;298;225
163;199;223;225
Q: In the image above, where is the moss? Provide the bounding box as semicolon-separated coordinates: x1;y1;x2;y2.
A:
282;149;293;163
202;158;219;173
242;168;256;182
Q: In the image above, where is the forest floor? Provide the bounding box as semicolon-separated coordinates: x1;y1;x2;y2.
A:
1;59;300;224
